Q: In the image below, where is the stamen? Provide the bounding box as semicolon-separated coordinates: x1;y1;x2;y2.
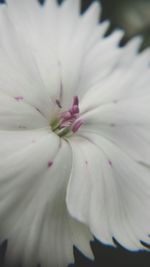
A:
51;96;83;137
61;111;72;120
72;119;84;133
71;105;79;114
73;96;79;106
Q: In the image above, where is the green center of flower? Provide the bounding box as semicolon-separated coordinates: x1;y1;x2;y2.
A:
51;96;83;138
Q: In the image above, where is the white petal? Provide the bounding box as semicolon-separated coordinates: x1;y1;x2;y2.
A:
78;36;149;102
80;49;150;123
85;20;110;53
67;135;115;246
79;49;150;167
0;128;50;161
3;1;61;105
0;93;48;130
117;36;143;67
0;8;57;120
78;30;124;97
5;0;42;35
81;96;150;127
1;0;101;110
56;0;101;108
81;125;150;165
0;134;93;267
67;133;150;250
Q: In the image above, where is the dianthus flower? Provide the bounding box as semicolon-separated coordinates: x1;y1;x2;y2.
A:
0;0;150;266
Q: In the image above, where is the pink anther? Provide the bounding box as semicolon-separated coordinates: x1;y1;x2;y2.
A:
72;119;84;133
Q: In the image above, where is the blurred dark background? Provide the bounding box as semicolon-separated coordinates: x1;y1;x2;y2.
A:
0;0;150;267
82;0;150;50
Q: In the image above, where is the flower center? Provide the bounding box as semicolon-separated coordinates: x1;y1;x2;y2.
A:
51;96;83;138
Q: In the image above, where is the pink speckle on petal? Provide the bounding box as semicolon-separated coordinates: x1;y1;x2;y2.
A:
48;161;53;168
14;96;24;101
108;160;112;166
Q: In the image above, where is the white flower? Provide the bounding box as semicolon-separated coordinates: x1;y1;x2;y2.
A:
0;0;150;266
